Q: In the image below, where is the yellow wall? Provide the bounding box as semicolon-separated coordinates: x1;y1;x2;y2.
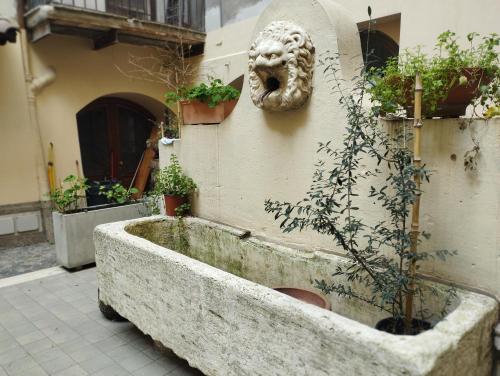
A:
31;35;167;189
0;42;40;205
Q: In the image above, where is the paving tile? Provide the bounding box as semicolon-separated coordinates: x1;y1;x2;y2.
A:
59;337;92;356
10;365;48;376
54;364;88;376
0;346;27;366
66;344;104;363
53;364;88;376
167;365;203;376
82;327;115;344
88;363;130;376
38;352;76;375
0;267;199;376
0;243;56;279
0;338;18;355
31;347;68;364
22;338;56;355
132;359;173;376
105;344;140;362
2;354;39;375
78;353;116;374
15;329;45;345
117;351;154;373
41;323;80;344
6;322;39;337
94;335;128;353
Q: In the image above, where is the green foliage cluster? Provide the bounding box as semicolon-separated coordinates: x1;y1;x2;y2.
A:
154;154;197;196
50;175;138;213
165;78;240;108
265;54;456;334
50;175;89;214
99;183;138;204
369;31;500;117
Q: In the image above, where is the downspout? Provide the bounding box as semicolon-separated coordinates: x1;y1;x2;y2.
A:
19;27;56;240
19;29;56;198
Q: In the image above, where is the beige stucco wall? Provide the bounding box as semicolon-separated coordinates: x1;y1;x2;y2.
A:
160;0;500;301
0;32;169;207
0;42;40;206
31;35;167;189
335;0;500;52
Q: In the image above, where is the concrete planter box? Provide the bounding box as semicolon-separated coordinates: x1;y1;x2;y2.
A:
95;216;498;376
53;202;146;268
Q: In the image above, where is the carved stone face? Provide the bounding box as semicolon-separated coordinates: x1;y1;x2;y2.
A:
249;21;315;112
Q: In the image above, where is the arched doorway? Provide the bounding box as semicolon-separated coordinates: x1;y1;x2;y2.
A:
77;97;155;204
359;29;399;71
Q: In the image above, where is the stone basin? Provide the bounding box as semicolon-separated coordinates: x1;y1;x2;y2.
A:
94;216;498;376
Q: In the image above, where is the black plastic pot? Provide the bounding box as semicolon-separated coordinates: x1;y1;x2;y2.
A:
375;317;431;335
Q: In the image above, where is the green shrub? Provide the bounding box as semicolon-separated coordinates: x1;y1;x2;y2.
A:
99;183;138;204
50;175;89;213
154;154;197;196
369;31;499;117
165;78;240;108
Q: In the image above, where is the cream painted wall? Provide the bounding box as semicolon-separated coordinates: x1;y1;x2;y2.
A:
160;1;367;252
160;0;500;301
334;0;500;53
0;42;40;205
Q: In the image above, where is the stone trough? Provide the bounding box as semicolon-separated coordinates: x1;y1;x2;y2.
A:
94;216;498;376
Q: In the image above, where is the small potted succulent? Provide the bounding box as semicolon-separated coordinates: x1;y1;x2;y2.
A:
369;31;499;118
154;154;197;216
165;78;240;125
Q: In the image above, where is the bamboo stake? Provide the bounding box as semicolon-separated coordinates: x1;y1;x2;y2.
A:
405;73;423;333
47;142;56;194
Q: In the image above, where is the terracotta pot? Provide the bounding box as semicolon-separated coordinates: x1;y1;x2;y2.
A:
164;195;188;216
223;99;238;118
273;287;331;310
375;317;431;336
180;100;238;125
404;68;490;118
180;100;223;125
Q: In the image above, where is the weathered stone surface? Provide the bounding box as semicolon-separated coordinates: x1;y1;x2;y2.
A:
248;20;315;111
95;216;499;376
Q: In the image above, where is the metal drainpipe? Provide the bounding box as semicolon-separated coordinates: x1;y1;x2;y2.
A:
19;28;56;199
19;27;56;241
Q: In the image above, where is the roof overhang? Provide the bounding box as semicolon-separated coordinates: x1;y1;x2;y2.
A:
24;4;205;54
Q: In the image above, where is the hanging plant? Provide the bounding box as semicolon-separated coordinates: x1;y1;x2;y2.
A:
368;31;500;118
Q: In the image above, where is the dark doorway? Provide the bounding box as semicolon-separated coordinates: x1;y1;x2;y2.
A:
77;97;154;204
359;29;399;71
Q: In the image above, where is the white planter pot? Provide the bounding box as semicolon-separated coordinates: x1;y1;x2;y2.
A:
95;216;499;376
53;203;146;268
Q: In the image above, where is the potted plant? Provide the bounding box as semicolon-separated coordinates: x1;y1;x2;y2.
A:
50;175;145;268
165;78;240;125
369;31;500;118
265;55;457;335
154;154;197;216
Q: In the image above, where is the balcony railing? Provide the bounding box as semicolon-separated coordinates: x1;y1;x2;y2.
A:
26;0;205;32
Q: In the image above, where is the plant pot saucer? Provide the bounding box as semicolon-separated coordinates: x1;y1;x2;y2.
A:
273;287;331;310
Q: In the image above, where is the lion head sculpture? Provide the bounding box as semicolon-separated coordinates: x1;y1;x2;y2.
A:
248;20;315;112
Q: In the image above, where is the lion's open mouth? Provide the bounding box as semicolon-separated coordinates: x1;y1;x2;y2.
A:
256;67;287;104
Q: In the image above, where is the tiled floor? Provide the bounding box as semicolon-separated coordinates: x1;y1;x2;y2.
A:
0;267;203;376
0;243;57;279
